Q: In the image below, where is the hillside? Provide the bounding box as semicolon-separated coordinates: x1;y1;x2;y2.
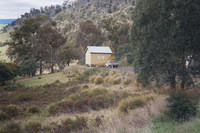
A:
1;0;135;65
0;24;10;62
54;0;135;35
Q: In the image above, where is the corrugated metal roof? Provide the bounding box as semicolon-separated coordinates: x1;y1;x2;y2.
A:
87;46;112;54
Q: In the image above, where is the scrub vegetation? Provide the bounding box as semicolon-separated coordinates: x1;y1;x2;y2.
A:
0;67;200;133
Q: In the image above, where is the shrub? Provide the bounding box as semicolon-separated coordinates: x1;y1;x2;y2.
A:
82;85;89;89
89;76;96;83
113;77;121;84
128;98;145;110
24;121;41;132
119;101;129;113
48;89;115;114
0;110;8;121
94;76;104;84
48;103;59;115
167;91;198;121
3;122;21;133
78;58;85;65
48;99;73;115
119;98;145;113
2;105;20;118
17;92;32;102
122;78;132;85
104;76;111;83
62;117;87;132
119;91;129;99
27;106;40;114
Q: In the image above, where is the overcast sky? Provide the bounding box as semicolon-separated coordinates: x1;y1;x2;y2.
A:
0;0;65;19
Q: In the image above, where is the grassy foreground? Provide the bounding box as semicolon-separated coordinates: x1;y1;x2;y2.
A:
0;67;199;133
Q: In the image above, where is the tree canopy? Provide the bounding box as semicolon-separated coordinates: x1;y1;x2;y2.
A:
131;0;200;89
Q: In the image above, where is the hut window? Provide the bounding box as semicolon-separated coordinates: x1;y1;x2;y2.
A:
98;56;101;59
102;56;105;59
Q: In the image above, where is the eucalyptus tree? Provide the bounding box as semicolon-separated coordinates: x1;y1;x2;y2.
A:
37;23;65;73
131;0;200;89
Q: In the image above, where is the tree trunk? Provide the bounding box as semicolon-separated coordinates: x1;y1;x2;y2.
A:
51;62;54;73
67;59;70;66
181;80;185;90
180;48;186;91
40;60;43;75
2;81;5;86
170;75;176;90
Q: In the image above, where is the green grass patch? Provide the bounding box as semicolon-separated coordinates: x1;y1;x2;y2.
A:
152;116;177;133
17;72;68;87
151;110;200;133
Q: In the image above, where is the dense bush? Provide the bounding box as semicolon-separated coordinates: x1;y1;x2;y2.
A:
2;105;20;118
78;58;85;65
3;122;21;133
94;76;104;84
0;62;15;85
19;59;38;77
27;106;40;114
61;117;87;132
48;89;115;114
167;91;198;121
0;110;8;121
24;121;41;133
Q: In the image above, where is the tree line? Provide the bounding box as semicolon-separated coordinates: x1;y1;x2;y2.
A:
6;17;76;76
131;0;200;90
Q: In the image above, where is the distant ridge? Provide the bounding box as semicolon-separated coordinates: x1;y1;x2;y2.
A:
0;19;16;24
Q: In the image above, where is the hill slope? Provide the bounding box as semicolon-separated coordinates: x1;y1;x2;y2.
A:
2;0;135;63
55;0;135;38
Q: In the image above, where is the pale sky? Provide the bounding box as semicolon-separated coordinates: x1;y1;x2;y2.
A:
0;0;65;19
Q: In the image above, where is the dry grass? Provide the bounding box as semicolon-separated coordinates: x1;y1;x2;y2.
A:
98;96;166;133
2;67;190;133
